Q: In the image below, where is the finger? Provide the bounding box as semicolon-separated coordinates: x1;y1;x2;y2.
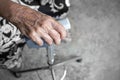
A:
36;27;53;45
29;31;43;46
52;21;67;39
48;29;61;45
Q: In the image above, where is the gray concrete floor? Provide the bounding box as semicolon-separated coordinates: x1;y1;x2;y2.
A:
0;0;120;80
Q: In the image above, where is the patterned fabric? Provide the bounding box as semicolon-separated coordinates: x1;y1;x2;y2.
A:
0;19;25;69
0;0;70;69
18;0;70;19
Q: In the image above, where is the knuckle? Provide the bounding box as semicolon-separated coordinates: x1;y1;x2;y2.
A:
49;38;53;43
59;26;66;31
50;30;60;39
35;27;40;32
44;35;53;44
44;17;53;23
29;31;36;37
58;29;66;38
54;32;60;38
48;40;53;45
41;22;47;27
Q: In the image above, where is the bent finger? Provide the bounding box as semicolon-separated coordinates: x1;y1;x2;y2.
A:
29;31;43;46
52;21;67;39
36;27;53;45
48;29;61;45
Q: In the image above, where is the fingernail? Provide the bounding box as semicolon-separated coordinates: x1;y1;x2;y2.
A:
36;37;43;46
62;32;67;39
49;41;53;45
39;41;43;46
57;39;61;45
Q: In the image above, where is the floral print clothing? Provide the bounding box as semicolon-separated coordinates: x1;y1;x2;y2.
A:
0;0;70;69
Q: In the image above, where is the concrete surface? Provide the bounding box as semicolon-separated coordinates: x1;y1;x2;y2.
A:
0;0;120;80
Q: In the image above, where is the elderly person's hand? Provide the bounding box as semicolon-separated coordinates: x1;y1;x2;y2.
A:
10;6;66;46
0;0;66;46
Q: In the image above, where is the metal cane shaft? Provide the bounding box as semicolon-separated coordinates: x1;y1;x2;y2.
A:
47;44;54;65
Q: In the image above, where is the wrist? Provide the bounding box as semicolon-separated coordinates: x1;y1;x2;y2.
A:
0;0;25;24
7;2;25;22
9;4;26;24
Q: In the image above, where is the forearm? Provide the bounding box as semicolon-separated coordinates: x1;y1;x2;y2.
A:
0;0;21;21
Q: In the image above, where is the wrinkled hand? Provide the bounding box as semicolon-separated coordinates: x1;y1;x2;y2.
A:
10;6;66;46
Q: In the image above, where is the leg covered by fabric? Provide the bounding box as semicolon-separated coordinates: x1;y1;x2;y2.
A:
0;19;25;69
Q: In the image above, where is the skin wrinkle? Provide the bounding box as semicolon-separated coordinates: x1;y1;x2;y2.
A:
50;19;66;39
54;24;66;39
36;27;53;45
48;29;61;44
29;31;43;45
19;10;38;27
43;22;53;31
0;0;69;69
42;22;61;44
19;10;54;45
9;6;27;24
0;0;66;45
